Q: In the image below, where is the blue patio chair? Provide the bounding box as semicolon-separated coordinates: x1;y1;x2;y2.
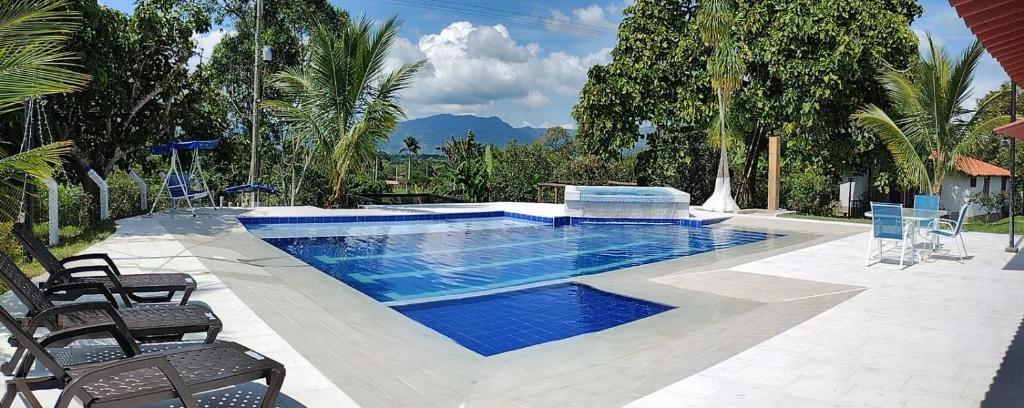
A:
913;194;940;248
930;203;970;262
867;202;912;267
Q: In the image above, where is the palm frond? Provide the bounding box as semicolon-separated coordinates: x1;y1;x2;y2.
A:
0;0;90;114
851;105;931;193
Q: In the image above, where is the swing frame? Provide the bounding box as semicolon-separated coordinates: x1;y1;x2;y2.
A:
147;141;218;217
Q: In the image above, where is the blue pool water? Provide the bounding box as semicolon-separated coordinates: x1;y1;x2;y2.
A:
256;217;773;302
394;283;674;356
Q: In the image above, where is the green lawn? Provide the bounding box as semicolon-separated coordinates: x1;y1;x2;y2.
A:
778;213;872;224
14;221;116;280
964;216;1024;235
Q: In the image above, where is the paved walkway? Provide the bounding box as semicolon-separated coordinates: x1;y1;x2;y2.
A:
628;219;1024;408
3;206;1022;407
0;215;357;407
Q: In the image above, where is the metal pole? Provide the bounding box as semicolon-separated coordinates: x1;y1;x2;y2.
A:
1008;81;1018;253
247;0;263;207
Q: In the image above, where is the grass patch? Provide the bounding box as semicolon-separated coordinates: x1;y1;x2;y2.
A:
964;216;1024;235
12;221;117;281
778;213;872;224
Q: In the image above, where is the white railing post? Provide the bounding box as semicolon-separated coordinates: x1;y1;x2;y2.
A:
86;168;109;220
45;178;58;245
128;170;147;210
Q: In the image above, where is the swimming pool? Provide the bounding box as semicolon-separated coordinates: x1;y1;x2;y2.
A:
246;215;773;355
250;216;772;303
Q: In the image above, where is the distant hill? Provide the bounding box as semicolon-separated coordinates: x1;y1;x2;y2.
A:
384;114;560;153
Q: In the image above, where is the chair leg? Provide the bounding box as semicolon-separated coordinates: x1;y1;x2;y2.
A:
260;366;286;408
865;236;875;266
899;238;907;268
958;234;968;262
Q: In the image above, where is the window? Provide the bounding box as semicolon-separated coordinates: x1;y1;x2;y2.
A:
970;177;977;188
984;177;991;194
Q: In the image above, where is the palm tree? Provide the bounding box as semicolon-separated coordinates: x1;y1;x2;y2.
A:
852;35;1008;195
263;17;425;206
0;0;85;218
400;136;420;190
697;0;743;212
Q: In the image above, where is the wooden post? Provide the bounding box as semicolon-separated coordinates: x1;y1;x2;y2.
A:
767;136;781;210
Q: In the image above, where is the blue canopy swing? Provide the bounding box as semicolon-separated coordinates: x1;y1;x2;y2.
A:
148;140;219;216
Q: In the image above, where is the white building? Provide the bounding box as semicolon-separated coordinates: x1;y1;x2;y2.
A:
940;156;1009;220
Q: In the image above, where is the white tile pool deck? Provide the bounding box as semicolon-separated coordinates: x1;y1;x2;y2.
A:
2;203;1023;407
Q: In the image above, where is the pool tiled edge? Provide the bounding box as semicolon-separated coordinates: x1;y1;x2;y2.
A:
238;210;708;227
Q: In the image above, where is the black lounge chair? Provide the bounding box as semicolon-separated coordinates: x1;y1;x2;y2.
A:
12;223;197;305
0;300;284;408
0;252;222;376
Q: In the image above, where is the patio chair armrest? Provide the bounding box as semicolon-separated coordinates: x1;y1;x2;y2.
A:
933;219;958;232
38;322;140;357
28;302;133;342
43;282;120;306
45;265;132;306
59;354;198;408
60;253;122;275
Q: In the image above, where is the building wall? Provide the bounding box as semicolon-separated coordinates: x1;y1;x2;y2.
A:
941;172;1006;219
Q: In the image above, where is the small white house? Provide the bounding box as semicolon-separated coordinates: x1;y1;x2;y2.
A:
941;156;1010;220
840;156;1009;220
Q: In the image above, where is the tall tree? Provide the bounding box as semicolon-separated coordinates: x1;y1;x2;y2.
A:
852;36;1008;195
37;0;214;179
400;135;420;187
573;0;921;206
696;0;743;212
263;17;424;206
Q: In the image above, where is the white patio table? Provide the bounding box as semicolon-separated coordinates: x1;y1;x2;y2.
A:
865;208;948;263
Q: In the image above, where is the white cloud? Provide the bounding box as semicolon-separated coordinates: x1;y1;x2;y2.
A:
389;21;610;118
547;4;619;34
573;5;616;30
189;29;232;71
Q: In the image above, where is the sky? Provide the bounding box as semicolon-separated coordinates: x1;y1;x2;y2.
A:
102;0;1008;128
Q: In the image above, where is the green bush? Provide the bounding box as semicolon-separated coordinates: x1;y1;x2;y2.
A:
347;174;389;196
36;183;91;229
0;222;22;263
108;171;147;220
490;142;554;202
783;168;836;216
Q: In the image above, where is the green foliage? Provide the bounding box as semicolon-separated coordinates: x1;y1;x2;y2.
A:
38;182;91;228
0;0;90;114
347;174;389;196
0;222;20;262
37;0;215;178
434;131;490;202
106;170;146;220
783;166;836;216
574;0;922;206
969;191;1008;218
852;36;1009;195
263;17;425;206
490;142;553;202
553;155;628;184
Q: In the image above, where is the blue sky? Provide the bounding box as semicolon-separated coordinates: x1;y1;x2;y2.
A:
102;0;1007;127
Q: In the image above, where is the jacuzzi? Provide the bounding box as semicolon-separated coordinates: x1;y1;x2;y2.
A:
564;186;690;219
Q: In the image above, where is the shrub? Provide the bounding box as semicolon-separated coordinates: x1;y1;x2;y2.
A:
490;142;554;202
36;183;91;229
347;174;389;196
783;167;836;216
108;170;147;220
0;222;21;263
969;191;1008;219
553;154;622;183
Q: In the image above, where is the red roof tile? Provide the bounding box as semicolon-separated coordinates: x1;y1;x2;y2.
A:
955;156;1010;176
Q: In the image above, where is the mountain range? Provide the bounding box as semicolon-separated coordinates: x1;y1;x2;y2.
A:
383;114;558;153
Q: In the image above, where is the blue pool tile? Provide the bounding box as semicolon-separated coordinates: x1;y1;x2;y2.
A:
393;283;673;356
